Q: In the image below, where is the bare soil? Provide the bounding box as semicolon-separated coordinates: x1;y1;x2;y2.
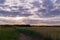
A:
18;33;44;40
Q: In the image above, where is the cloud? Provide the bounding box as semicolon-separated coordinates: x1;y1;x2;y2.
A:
0;0;60;24
4;0;21;6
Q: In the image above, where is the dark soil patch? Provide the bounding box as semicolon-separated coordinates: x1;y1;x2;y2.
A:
17;29;52;40
17;29;45;40
18;33;44;40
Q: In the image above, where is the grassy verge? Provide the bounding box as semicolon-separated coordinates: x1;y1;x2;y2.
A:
0;28;19;40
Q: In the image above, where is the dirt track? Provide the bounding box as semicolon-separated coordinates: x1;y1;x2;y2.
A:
18;33;44;40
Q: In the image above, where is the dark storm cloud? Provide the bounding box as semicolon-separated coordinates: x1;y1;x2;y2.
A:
0;10;20;17
31;1;40;7
0;0;5;4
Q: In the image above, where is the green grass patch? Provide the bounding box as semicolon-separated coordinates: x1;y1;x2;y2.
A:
0;26;60;40
0;27;52;40
17;29;43;38
0;28;19;40
16;27;60;40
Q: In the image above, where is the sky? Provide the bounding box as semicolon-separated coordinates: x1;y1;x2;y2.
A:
0;0;60;25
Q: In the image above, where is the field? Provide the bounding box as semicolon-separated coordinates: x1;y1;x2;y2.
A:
0;25;60;40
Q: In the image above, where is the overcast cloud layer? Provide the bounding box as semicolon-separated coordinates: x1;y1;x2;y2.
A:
0;0;60;25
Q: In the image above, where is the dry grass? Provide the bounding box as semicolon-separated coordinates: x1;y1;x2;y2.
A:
17;27;60;40
0;26;60;40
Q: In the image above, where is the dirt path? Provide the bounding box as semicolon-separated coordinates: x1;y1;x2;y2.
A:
18;33;44;40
